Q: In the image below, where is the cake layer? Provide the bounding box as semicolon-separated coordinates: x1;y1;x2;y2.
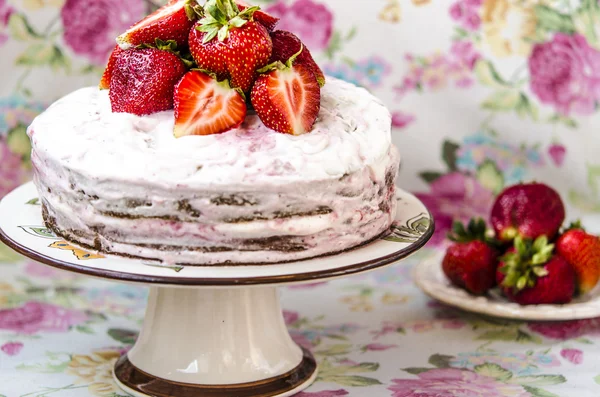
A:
29;78;400;265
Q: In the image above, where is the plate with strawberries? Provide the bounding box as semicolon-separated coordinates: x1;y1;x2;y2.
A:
414;182;600;321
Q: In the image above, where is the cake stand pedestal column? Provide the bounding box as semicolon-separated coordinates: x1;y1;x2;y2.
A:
114;286;317;397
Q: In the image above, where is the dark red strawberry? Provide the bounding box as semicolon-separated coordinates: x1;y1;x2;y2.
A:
270;30;325;87
442;218;499;295
99;45;124;90
251;51;320;135
110;48;187;116
556;222;600;294
497;236;575;305
189;0;272;93
174;71;247;137
236;0;279;31
491;183;565;242
117;0;197;49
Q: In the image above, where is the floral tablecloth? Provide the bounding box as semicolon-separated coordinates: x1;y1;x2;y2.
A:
2;0;600;395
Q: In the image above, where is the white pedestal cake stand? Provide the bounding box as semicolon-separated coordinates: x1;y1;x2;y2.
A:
0;182;434;397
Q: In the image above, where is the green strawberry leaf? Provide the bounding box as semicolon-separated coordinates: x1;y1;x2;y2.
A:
594;374;600;385
26;198;40;205
510;375;566;387
474;363;512;381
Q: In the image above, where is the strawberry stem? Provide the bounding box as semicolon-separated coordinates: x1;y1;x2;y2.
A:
499;235;554;293
198;0;260;43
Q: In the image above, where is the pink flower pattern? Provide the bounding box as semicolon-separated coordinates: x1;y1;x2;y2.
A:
1;342;23;356
561;348;583;365
415;172;495;246
529;33;600;115
0;0;14;47
0;302;88;335
60;0;144;65
0;138;27;198
389;368;530;397
266;0;333;51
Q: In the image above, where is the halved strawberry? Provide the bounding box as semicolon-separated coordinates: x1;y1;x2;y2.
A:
117;0;197;50
174;71;247;137
110;48;188;116
236;0;279;31
251;53;321;135
270;30;325;87
99;45;124;90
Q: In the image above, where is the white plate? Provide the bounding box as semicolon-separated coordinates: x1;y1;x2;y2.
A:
0;182;434;287
414;253;600;321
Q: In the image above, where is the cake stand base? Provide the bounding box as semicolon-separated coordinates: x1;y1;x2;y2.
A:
112;286;317;397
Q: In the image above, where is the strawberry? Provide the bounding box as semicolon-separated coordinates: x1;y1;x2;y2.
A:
556;221;600;294
497;236;575;305
491;182;565;242
110;47;188;116
442;218;499;295
189;0;272;93
236;0;279;31
99;45;124;90
250;50;320;135
117;0;198;50
269;30;325;87
174;71;247;137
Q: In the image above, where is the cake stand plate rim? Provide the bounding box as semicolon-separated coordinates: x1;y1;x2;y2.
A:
0;182;435;287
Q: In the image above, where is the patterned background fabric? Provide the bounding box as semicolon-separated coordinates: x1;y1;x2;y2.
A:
1;0;600;396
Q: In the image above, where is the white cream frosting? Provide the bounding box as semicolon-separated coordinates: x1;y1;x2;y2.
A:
29;77;400;265
29;78;394;188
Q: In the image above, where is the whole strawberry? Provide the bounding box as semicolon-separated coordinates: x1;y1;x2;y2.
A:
497;236;575;305
442;218;499;295
110;46;188;116
99;45;125;90
556;221;600;294
189;0;272;93
117;0;198;49
269;30;325;87
491;183;565;242
236;0;279;31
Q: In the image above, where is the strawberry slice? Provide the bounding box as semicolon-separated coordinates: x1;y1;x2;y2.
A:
236;0;279;31
99;45;124;90
117;0;196;50
251;54;321;135
174;71;247;137
270;30;325;87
